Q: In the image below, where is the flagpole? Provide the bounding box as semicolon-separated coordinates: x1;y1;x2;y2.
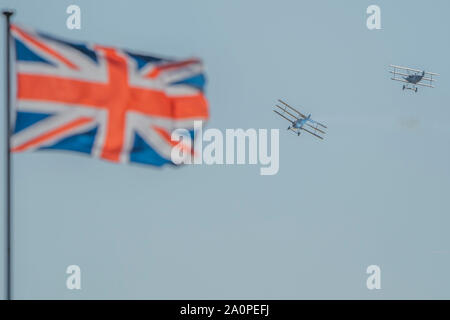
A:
2;9;14;301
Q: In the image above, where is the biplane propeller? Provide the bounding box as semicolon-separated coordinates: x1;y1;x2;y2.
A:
389;65;439;92
273;99;327;140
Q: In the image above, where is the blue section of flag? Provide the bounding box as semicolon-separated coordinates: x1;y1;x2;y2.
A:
14;111;53;134
40;127;98;154
171;74;206;91
38;32;98;64
189;129;195;141
125;51;169;70
129;133;172;166
15;39;54;65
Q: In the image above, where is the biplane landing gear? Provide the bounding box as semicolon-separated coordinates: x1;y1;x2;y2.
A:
402;85;406;90
287;126;291;130
297;132;301;136
415;87;418;92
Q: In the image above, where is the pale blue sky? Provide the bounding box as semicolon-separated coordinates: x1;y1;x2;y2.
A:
1;0;450;299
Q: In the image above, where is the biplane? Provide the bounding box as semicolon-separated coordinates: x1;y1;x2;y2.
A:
273;99;327;140
389;65;439;92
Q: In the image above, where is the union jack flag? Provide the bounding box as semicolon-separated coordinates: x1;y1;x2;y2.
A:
11;25;208;166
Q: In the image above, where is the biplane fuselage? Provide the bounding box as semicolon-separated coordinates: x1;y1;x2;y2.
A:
404;72;424;84
292;115;311;129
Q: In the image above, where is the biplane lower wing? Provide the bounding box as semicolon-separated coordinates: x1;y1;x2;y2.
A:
301;127;324;140
306;123;326;134
390;77;434;88
311;120;327;129
389;71;437;82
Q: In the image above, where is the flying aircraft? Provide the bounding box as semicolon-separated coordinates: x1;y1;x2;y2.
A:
389;65;439;92
273;99;327;139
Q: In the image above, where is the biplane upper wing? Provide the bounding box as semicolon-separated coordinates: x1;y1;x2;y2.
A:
274;104;300;121
390;65;439;79
389;65;439;75
278;99;307;119
390;65;423;73
273;110;295;123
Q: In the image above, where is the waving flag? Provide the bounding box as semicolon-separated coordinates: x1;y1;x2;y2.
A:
11;25;208;166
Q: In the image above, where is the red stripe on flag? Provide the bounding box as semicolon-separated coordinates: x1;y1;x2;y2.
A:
17;74;209;119
146;59;200;79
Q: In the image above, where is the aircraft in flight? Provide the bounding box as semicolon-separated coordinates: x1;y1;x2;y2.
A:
273;99;327;139
389;65;439;92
